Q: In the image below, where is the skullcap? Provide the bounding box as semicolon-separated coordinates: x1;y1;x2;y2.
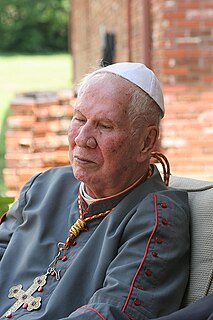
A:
92;62;164;116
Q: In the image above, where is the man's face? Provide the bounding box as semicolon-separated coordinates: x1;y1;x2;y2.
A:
68;73;144;198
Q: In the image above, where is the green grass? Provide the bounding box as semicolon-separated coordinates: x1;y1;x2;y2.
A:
0;53;73;194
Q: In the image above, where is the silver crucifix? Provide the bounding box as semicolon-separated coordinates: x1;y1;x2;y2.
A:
1;274;47;318
1;243;64;318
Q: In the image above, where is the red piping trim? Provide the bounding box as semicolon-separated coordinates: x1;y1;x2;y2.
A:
0;211;7;224
122;193;159;313
81;306;106;320
81;170;149;205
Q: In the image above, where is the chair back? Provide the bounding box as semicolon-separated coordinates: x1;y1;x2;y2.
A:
169;175;213;306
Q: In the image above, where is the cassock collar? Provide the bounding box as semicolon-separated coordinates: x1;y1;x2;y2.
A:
79;165;165;215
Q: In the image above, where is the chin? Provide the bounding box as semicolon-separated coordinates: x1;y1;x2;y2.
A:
72;167;87;183
72;167;83;181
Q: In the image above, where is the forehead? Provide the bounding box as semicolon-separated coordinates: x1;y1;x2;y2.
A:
79;72;134;94
76;73;133;114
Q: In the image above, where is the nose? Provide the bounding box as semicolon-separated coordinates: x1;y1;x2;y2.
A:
74;124;97;149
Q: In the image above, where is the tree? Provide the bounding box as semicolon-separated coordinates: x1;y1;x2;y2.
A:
0;0;69;53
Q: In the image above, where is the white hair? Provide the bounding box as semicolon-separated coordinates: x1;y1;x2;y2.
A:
127;85;163;136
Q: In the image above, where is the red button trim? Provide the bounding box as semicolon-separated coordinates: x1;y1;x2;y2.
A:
38;286;43;292
137;285;143;290
156;237;163;244
62;255;68;261
152;251;158;258
161;202;167;208
145;268;152;276
162;218;168;225
134;298;141;306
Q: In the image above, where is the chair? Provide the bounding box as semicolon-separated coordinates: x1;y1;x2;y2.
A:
169;175;213;306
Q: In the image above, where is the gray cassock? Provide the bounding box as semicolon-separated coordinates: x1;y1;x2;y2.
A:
0;165;190;320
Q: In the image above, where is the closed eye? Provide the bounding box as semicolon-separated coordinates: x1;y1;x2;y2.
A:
73;116;86;123
72;109;86;123
98;123;113;130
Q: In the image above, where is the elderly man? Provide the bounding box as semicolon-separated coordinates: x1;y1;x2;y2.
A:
0;63;190;320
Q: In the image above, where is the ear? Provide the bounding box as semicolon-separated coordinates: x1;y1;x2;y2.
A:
137;126;159;163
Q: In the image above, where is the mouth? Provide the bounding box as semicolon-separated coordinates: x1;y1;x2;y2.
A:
74;155;95;165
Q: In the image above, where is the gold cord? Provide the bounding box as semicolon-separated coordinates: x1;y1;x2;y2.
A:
64;195;112;249
69;219;86;237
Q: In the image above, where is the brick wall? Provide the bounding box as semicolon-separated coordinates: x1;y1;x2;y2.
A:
71;0;213;180
161;89;213;179
151;0;213;179
4;91;75;197
151;0;213;85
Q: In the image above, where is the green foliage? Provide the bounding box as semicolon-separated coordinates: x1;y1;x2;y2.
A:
0;0;69;53
0;196;14;218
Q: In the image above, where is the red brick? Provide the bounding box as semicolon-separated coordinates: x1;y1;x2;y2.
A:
163;12;186;19
163;67;188;75
7;115;35;129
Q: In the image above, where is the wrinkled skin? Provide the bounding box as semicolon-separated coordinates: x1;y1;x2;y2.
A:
68;73;158;198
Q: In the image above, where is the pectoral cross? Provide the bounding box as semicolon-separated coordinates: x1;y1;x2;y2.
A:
1;216;90;318
1;274;47;319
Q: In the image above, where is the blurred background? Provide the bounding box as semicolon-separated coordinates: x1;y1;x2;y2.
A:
0;0;213;203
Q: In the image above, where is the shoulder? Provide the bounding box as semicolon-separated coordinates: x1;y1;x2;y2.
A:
133;166;190;220
155;188;189;213
120;187;190;241
126;188;190;237
19;165;79;204
26;165;75;187
140;188;190;222
36;165;74;180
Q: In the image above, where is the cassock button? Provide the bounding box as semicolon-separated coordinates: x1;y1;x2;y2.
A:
134;298;141;306
156;236;163;244
145;268;152;276
161;202;168;208
162;218;168;225
152;251;158;258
